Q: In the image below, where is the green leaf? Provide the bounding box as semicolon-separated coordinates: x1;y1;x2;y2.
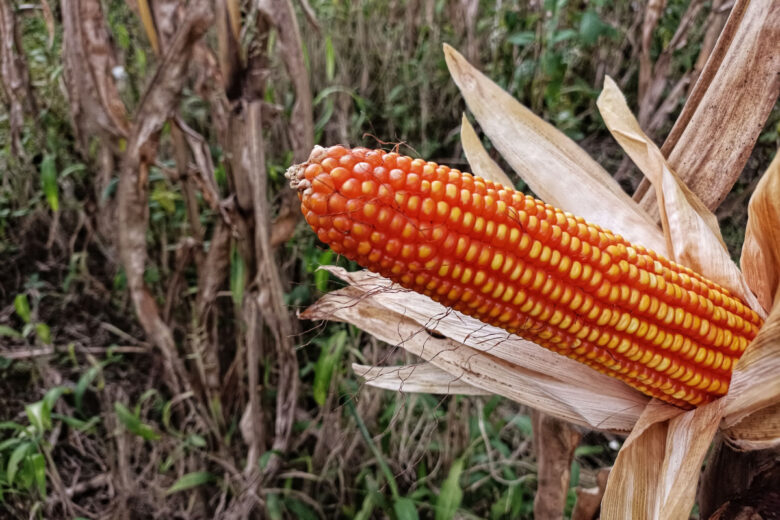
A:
266;492;283;520
42;386;66;418
579;9;614;45
7;441;31;484
314;251;333;292
14;294;31;324
312;330;347;406
393;497;419;520
435;458;464;520
35;323;52;344
574;445;604;457
570;460;581;488
0;437;23;452
325;35;335;81
186;434;207;448
114;402;161;441
551;28;578;44
40;154;59;211
354;492;375;520
31;453;46;498
230;245;246;307
52;414;99;432
0;325;22;339
284;497;319;520
507;31;536;47
25;401;49;433
166;471;215;494
150;184;178;214
286;498;318;520
76;363;104;414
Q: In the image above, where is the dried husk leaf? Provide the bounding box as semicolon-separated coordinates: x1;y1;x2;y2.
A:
303;267;647;432
597;78;777;516
596;76;764;316
723;292;780;446
723;401;780;451
740;152;780;312
443;44;669;256
352;363;490;395
601;400;724;520
459;114;515;188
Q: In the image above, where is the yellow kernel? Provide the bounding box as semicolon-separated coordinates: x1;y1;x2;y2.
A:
418;245;434;259
477;247;491;266
465;243;479;262
569;261;582;280
529;240;542;259
474;216;486;234
491;253;505;271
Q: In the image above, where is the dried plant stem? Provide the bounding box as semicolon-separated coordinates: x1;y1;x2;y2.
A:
633;0;780;214
532;411;583;520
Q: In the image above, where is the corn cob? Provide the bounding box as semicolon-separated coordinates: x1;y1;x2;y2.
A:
287;145;763;408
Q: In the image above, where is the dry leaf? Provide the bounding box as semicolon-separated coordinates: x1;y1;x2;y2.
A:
137;0;160;56
459;114;515;188
723;401;780;451
723;293;780;446
443;44;669;256
602;400;724;520
40;0;55;47
303;266;648;432
597;77;776;517
353;363;490;395
740;152;780;311
596;76;764;316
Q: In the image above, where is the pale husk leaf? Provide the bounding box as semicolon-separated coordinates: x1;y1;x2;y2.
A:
352;362;490;395
596;76;768;517
718;152;780;448
443;44;669;256
459;113;516;188
596;76;764;316
601;400;724;520
740;151;780;312
722;292;780;446
723;401;780;451
304;266;647;432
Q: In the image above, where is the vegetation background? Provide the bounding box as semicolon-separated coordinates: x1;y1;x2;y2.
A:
0;0;777;518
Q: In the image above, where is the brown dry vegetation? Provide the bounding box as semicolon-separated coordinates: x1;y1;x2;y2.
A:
0;1;777;519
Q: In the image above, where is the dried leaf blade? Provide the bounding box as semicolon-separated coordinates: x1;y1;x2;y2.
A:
444;44;668;256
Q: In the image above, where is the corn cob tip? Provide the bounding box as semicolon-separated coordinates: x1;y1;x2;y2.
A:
286;145;332;191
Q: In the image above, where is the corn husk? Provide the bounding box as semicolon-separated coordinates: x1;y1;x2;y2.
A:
351;363;491;395
304;266;647;432
597;77;764;316
740;153;780;311
594;75;777;517
722;153;780;445
459;113;514;188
